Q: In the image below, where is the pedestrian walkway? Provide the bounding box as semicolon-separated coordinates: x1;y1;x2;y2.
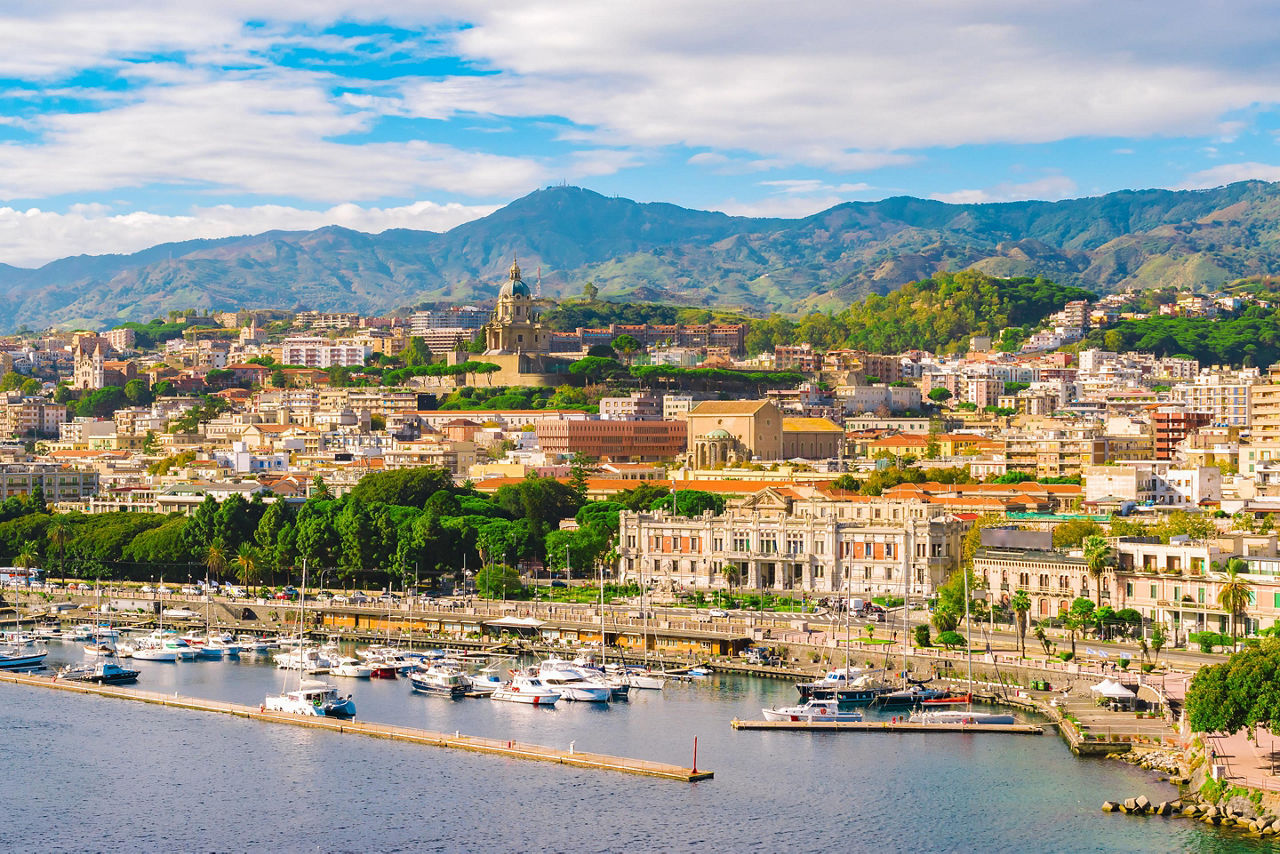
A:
1205;727;1280;793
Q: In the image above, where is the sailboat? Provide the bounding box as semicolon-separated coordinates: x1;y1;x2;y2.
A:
264;560;356;718
910;567;1014;725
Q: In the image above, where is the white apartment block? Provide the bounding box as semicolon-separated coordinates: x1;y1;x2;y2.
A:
1084;462;1222;508
280;337;371;369
1175;367;1260;427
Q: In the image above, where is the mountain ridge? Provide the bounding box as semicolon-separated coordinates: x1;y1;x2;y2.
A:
5;181;1280;330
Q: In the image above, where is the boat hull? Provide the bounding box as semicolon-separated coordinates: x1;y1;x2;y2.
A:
0;650;48;669
491;688;559;705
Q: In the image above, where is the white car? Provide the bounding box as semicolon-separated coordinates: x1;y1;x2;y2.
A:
139;585;155;594
709;609;729;618
181;585;200;595
331;594;349;604
223;585;245;597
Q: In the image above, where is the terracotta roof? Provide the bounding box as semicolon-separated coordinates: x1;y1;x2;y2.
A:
782;417;843;433
689;400;773;416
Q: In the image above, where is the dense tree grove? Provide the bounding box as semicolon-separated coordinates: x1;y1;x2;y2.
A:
0;470;676;593
742;271;1094;355
1081;307;1280;367
1187;639;1280;735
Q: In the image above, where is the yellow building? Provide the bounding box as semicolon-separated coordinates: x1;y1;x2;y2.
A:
687;400;783;465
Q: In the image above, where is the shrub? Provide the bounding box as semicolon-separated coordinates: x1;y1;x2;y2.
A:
914;624;932;647
1141;663;1155;673
936;630;965;649
1118;657;1130;670
1059;651;1074;662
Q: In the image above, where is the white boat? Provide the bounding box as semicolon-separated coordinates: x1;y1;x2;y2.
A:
537;659;612;703
264;679;357;718
606;663;666;691
330;657;373;678
490;673;560;706
273;648;332;673
465;671;502;695
65;625;95;642
82;642;118;658
128;643;178;662
264;560;357;720
908;709;1016;725
235;635;271;655
33;626;62;641
762;698;863;722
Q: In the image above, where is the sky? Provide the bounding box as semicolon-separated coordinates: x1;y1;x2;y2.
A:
4;2;1280;267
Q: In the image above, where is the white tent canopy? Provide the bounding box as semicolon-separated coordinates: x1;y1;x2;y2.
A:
484;616;545;629
1089;679;1136;699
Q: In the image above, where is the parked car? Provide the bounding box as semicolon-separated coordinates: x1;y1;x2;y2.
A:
274;590;294;600
708;608;728;618
139;585;155;594
349;593;371;605
550;580;567;588
222;585;245;597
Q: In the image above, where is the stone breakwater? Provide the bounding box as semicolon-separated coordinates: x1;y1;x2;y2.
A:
1106;749;1186;780
1103;799;1280;837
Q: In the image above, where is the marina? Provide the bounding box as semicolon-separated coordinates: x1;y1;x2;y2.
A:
730;718;1046;734
0;632;1254;852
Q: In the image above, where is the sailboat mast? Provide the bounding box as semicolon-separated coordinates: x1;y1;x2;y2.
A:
964;565;973;709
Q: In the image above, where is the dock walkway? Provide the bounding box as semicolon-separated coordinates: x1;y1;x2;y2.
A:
0;671;711;782
731;719;1044;734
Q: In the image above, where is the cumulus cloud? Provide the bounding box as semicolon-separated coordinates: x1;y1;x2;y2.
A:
0;200;496;268
1177;162;1280;189
930;175;1079;205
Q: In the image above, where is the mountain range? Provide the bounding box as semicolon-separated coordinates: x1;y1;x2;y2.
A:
7;181;1280;331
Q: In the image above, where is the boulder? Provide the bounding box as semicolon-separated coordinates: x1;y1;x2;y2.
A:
1181;805;1199;817
1124;798;1138;812
1101;801;1117;813
1169;799;1182;811
1135;796;1151;812
1204;805;1220;819
1155;802;1171;816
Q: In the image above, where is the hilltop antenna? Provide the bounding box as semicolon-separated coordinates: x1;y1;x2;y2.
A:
536;265;542;298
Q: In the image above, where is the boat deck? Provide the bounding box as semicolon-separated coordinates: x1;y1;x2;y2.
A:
0;670;712;782
731;719;1044;734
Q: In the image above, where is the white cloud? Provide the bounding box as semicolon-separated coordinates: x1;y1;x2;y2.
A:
759;180;873;195
1178;162;1280;189
0;199;496;268
930;176;1079;205
711;196;853;219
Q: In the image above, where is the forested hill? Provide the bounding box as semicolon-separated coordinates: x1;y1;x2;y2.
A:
7;181;1280;329
744;271;1093;355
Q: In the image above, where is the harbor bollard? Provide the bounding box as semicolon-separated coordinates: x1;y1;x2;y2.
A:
569;741;575;755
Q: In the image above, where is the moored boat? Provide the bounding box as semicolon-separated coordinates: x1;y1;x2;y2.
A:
907;709;1016;725
490;673;560;706
57;659;139;685
408;664;469;697
331;657;373;678
762;699;863;722
264;679;357;718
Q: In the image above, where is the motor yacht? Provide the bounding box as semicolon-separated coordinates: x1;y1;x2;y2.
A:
330;657;373;678
537;659;612;703
490;673;560;706
408;664;469;697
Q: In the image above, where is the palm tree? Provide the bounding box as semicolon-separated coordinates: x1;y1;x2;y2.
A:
1063;611;1084;659
1033;619;1053;657
1082;535;1113;606
1217;557;1253;649
205;543;228;583
234;544;260;597
46;516;71;585
1010;589;1031;657
14;541;39;592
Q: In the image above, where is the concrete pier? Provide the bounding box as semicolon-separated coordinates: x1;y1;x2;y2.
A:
0;671;712;782
730;718;1045;734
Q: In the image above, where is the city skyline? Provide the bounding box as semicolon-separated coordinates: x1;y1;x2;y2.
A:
3;3;1280;266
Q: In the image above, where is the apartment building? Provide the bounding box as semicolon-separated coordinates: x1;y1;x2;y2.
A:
280;337;371;369
536;419;687;461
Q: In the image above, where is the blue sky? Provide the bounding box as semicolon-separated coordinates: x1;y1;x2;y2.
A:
2;2;1280;266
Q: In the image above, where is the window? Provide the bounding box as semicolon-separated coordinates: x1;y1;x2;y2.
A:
760;536;777;554
1126;582;1133;597
1150;584;1157;599
732;533;749;552
1198;587;1205;604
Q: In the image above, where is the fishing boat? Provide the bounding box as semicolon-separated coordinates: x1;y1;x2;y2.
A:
408;664;469;698
762;699;863;722
490;673;560;706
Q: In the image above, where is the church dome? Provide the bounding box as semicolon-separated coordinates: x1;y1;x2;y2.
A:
500;257;531;298
705;428;733;439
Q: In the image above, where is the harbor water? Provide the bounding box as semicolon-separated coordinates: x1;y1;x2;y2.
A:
0;643;1265;853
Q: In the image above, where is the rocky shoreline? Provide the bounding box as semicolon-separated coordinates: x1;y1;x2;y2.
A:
1104;798;1280;836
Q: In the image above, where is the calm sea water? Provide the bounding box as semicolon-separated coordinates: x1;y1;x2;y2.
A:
0;643;1264;854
